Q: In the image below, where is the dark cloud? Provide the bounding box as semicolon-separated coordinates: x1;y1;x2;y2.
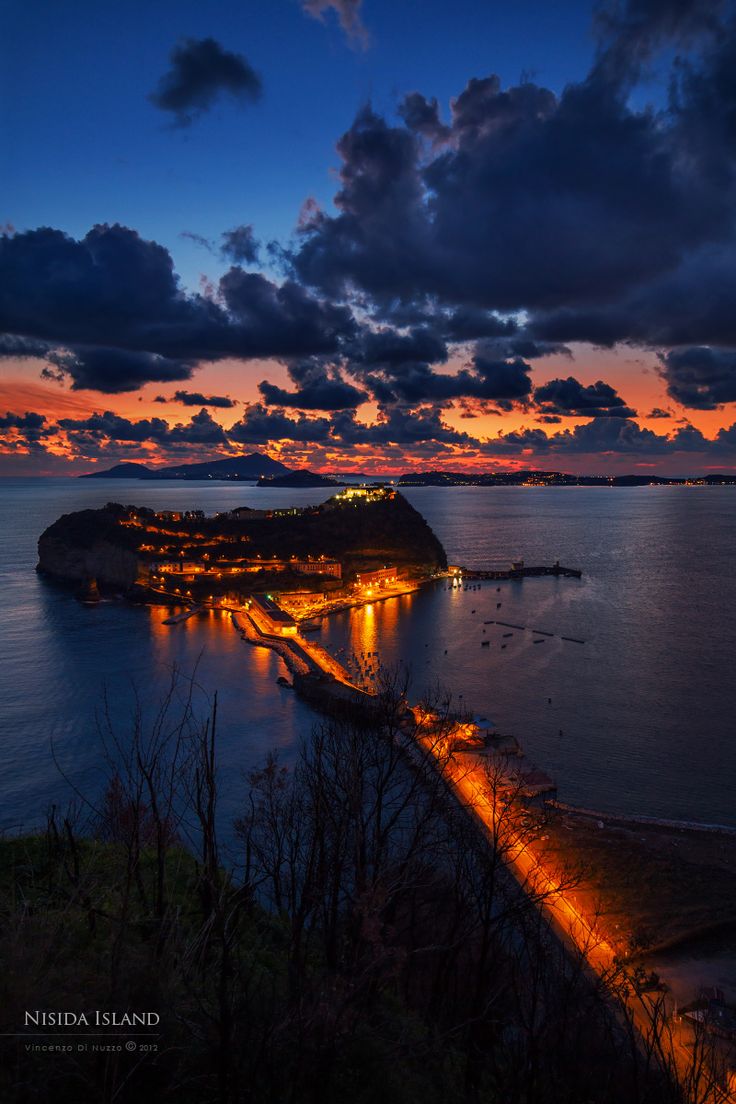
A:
0;334;51;359
58;408;229;447
165;408;230;445
442;310;518;343
221;224;260;265
330;405;474;446
531;244;736;349
486;416;729;457
149;38;262;126
342;323;534;407
59;410;172;443
647;407;672;418
155;390;237;409
0;410;52;449
660;346;736;409
356;327;448;368
259;358;367;410
230;401;474;448
228;405;332;444
0;225;355;392
301;1;369;49
45;347;194;394
592;0;726;86
534;376;637;418
180;231;214;253
398;93;450;144
295;85;729;314
218;266;356;355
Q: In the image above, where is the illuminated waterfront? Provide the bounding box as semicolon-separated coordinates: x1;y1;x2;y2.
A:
1;478;736;831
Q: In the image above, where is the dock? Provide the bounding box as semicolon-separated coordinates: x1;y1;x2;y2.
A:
463;562;582;581
162;604;203;624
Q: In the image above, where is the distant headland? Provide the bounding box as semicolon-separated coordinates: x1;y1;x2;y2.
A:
79;453;289;481
395;469;736;487
79;456;736;486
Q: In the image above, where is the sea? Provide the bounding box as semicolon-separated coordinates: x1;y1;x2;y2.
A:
1;477;735;835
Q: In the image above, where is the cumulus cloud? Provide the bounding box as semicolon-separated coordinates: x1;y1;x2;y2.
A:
58;408;229;447
155;391;237;408
660;346;736;409
220;224;260;265
229;404;332;444
292;9;736;352
259;358;367;410
0;224;355;392
398;92;450;144
0;410;52;450
300;1;370;49
44;347;194;394
533;376;637;418
149;38;262;126
487;416;734;457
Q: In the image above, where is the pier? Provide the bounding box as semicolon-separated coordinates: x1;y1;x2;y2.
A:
462;561;582;581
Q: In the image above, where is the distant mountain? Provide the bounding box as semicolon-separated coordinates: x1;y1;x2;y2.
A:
79;462;152;479
80;453;290;481
256;470;341;488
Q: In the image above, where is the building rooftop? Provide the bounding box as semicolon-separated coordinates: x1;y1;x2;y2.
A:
251;593;297;624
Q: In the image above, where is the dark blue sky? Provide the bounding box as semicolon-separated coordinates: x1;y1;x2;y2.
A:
4;0;597;289
2;0;736;477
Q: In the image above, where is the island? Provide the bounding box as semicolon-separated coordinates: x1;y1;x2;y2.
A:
37;485;447;607
79;452;290;481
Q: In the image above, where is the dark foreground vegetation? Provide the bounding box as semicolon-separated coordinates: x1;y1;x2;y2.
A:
0;673;705;1104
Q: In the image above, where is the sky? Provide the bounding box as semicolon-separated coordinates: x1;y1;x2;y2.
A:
2;0;736;476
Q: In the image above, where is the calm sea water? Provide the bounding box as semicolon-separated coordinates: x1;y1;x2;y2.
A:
1;478;735;831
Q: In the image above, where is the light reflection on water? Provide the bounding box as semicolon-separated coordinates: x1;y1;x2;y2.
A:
1;478;735;829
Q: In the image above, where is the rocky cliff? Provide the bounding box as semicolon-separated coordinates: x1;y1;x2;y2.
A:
37;507;144;591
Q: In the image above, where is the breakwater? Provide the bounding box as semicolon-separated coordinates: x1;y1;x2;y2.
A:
463;562;582;580
232;609;381;723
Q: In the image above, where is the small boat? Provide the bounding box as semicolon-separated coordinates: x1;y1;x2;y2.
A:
561;637;585;644
503;632;513;638
533;638;545;644
496;602;501;608
481;640;490;647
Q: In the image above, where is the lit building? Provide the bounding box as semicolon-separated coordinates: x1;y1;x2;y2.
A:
155;560;205;574
249;594;298;636
356;565;399;589
292;559;342;578
334;484;394;503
